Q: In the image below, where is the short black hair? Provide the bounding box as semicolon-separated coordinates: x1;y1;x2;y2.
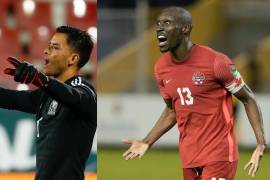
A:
56;26;94;68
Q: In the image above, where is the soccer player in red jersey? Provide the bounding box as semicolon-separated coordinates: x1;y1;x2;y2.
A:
123;7;266;179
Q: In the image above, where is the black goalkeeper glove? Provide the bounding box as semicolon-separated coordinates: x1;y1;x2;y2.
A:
4;57;49;87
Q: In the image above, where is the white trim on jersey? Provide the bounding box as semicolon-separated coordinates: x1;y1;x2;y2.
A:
71;77;96;102
225;72;245;94
37;117;43;138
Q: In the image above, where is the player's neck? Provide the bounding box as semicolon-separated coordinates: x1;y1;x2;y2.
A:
54;68;79;82
171;37;193;62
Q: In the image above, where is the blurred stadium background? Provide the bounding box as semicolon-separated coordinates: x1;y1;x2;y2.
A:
0;0;96;180
98;0;270;179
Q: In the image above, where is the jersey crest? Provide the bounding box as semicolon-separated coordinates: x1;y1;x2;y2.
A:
47;100;58;115
192;72;205;85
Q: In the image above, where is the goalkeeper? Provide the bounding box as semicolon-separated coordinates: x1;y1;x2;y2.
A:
0;26;96;180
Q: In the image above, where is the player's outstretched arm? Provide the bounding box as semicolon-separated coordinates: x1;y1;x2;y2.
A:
234;85;266;177
0;87;40;114
4;57;96;115
122;99;176;160
0;57;42;113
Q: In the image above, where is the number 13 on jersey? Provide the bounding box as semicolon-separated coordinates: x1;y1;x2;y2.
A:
177;87;193;105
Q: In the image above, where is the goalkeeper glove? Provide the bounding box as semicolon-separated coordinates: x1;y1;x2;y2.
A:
4;57;49;87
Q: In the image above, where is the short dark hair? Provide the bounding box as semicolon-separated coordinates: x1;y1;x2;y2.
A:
56;26;94;68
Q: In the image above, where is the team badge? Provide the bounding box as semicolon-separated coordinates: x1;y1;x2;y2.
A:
47;100;58;115
192;72;205;85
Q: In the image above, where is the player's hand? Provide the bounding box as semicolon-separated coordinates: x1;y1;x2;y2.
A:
4;57;49;87
244;144;266;177
122;139;149;160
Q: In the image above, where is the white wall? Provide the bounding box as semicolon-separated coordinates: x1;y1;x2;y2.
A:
98;94;270;147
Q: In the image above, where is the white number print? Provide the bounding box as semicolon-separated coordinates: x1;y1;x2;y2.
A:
177;87;193;105
211;178;225;180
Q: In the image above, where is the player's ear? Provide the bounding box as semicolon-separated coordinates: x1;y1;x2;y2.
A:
181;24;191;34
68;53;80;67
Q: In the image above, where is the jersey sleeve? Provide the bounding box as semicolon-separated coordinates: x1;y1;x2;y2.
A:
214;53;245;94
45;77;96;115
0;88;41;114
154;64;171;100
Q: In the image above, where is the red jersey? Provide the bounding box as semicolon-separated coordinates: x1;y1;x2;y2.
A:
154;44;245;168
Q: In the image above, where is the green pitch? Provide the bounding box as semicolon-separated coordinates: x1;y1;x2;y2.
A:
98;148;270;180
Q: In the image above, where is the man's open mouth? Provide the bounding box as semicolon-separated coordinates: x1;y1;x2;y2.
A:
44;58;50;66
158;35;168;46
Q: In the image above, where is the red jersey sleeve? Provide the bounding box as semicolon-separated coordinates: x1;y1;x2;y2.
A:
214;53;245;94
154;64;171;100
